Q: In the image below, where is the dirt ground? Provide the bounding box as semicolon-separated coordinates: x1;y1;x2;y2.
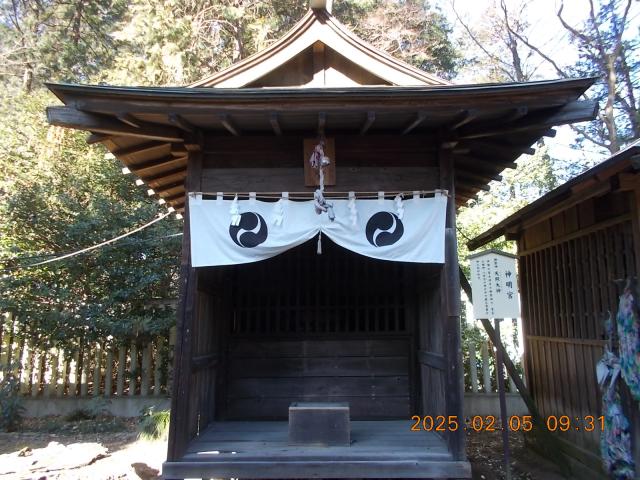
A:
0;417;571;480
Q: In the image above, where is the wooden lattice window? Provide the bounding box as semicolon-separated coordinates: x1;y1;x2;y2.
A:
230;238;410;336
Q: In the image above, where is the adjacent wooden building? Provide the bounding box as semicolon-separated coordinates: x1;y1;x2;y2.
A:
45;3;596;479
469;141;640;478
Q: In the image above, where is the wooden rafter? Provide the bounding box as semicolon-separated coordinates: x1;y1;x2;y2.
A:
47;107;184;142
146;168;187;188
270;113;282;136
161;191;186;203
458;178;490;192
116;113;141;128
155;180;186;194
130;155;188;177
457;170;502;184
86;133;111;144
402;112;427;135
360;111;376;135
457;100;597;140
219;114;240;136
114;141;169;159
169;114;195;133
463;140;535;161
454;154;517;171
449;109;477;130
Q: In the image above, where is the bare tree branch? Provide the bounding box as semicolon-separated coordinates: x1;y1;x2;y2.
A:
449;0;514;73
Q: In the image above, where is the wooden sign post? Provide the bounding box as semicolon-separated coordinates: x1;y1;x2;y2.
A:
468;249;521;480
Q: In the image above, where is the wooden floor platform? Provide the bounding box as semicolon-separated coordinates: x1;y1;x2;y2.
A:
162;420;471;479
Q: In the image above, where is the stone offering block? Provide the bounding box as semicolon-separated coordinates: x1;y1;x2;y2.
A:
288;402;350;446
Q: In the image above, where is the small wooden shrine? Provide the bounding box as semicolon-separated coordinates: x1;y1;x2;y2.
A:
45;3;596;479
469;142;640;478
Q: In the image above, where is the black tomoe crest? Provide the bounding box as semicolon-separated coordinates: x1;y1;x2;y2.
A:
365;212;404;247
229;212;268;248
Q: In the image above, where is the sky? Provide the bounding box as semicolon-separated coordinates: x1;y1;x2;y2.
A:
437;0;639;167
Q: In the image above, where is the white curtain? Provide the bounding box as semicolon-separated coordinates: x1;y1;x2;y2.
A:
189;195;447;267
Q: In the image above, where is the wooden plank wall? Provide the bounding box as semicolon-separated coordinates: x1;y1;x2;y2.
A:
221;239;417;420
185;267;230;438
417;269;446;417
201;135;440;193
518;190;636;456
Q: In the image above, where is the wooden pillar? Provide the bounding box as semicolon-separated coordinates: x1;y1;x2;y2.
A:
129;342;138;396
154;337;164;396
468;341;477;393
167;148;202;462
141;343;151;396
438;144;465;460
116;346;126;396
104;348;114;397
93;343;102;396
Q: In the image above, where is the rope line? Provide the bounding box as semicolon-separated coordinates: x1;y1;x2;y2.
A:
20;212;172;269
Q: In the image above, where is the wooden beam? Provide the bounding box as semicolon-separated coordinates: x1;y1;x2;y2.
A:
218;114;240;136
457;100;597;140
454;154;517;171
359;111;375;135
146;168;187;188
449;109;478;130
312;41;326;87
86;133;111;144
116;113;141;128
130;155;187;177
269;113;282;136
402;111;427;135
458;180;490;192
155;180;186;194
113;141;169;159
318;111;326;136
418;350;446;370
464;140;535;160
47;107;184;142
166;151;201;461
161;192;186;203
171;144;188;157
502;106;528;123
457;170;502;184
439;146;465;460
168;113;195;133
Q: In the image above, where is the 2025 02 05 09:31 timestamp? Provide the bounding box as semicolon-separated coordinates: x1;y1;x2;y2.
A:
410;415;605;432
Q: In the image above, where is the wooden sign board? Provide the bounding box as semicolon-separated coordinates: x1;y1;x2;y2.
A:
304;138;336;187
468;249;520;319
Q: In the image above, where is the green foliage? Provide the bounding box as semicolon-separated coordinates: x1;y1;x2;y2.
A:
138;406;170;441
0;91;180;351
0;0;128;90
0;367;25;432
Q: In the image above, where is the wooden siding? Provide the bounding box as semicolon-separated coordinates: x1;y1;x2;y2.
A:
518;189;636;456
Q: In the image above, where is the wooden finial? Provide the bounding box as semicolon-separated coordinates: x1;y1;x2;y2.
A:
310;0;333;13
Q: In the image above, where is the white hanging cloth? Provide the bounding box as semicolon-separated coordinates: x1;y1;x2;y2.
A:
189;195;447;267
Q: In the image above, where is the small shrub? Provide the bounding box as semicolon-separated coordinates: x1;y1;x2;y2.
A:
0;368;25;432
64;397;112;421
138;406;170;441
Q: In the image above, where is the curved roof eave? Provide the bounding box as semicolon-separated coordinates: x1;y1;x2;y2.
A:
189;8;450;88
